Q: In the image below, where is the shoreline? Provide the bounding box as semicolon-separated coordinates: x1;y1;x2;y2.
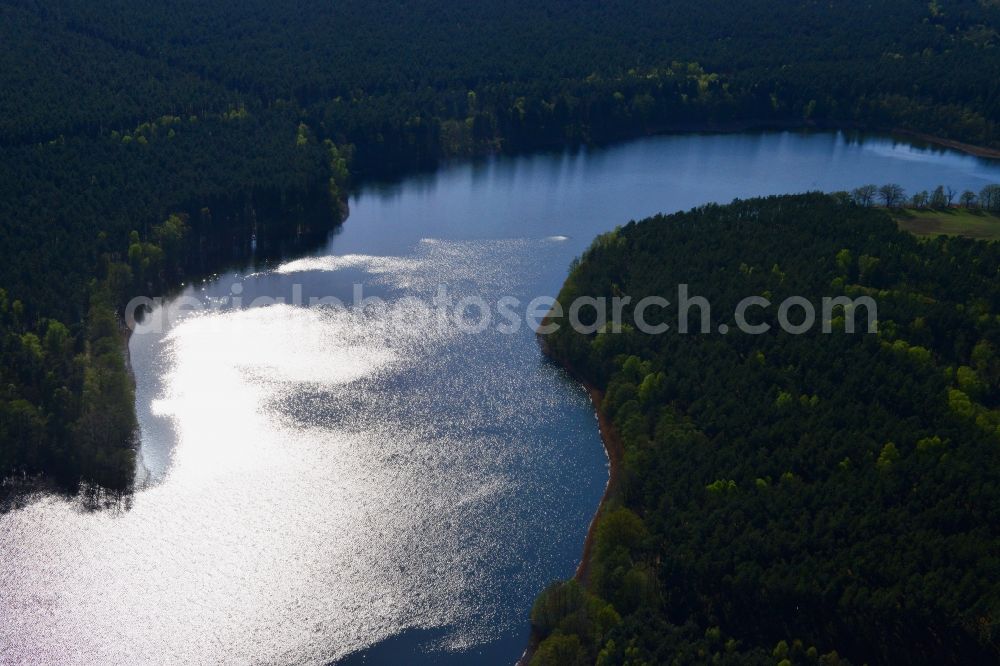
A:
114;123;993;492
518;331;625;666
571;382;623;584
109;125;995;663
614;119;1000;162
890;130;1000;160
351;121;1000;193
121;196;352;489
649;120;1000;162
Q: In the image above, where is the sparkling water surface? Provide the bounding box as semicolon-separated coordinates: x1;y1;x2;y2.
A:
3;132;1000;665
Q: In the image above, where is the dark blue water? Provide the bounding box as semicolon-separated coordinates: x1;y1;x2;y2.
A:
3;131;999;666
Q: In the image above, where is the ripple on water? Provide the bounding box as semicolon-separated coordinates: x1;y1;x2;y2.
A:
8;132;985;664
0;234;601;665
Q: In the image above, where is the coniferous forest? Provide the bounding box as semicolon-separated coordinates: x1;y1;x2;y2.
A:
3;0;1000;488
534;194;1000;665
3;3;1000;663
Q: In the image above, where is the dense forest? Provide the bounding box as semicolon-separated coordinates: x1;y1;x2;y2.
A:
531;194;1000;665
3;0;1000;486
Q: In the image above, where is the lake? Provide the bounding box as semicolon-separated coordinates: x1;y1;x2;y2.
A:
3;131;1000;665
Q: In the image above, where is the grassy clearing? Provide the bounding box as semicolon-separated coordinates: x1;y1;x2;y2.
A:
893;207;1000;240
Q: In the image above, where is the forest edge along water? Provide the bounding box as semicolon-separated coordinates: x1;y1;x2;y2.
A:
4;130;1000;665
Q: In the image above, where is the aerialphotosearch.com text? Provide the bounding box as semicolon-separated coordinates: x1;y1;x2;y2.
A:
125;283;878;336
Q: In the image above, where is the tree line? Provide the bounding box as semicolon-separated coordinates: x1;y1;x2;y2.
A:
3;0;1000;489
849;183;1000;211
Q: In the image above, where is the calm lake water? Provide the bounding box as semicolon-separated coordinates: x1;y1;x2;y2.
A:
3;131;1000;665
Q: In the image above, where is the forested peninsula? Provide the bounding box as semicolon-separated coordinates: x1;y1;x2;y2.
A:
529;194;1000;665
3;2;1000;492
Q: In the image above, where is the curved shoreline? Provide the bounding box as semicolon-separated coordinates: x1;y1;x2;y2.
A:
117;128;994;664
518;327;625;665
516;125;999;662
516;380;622;666
125;197;352;481
91;124;1000;496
